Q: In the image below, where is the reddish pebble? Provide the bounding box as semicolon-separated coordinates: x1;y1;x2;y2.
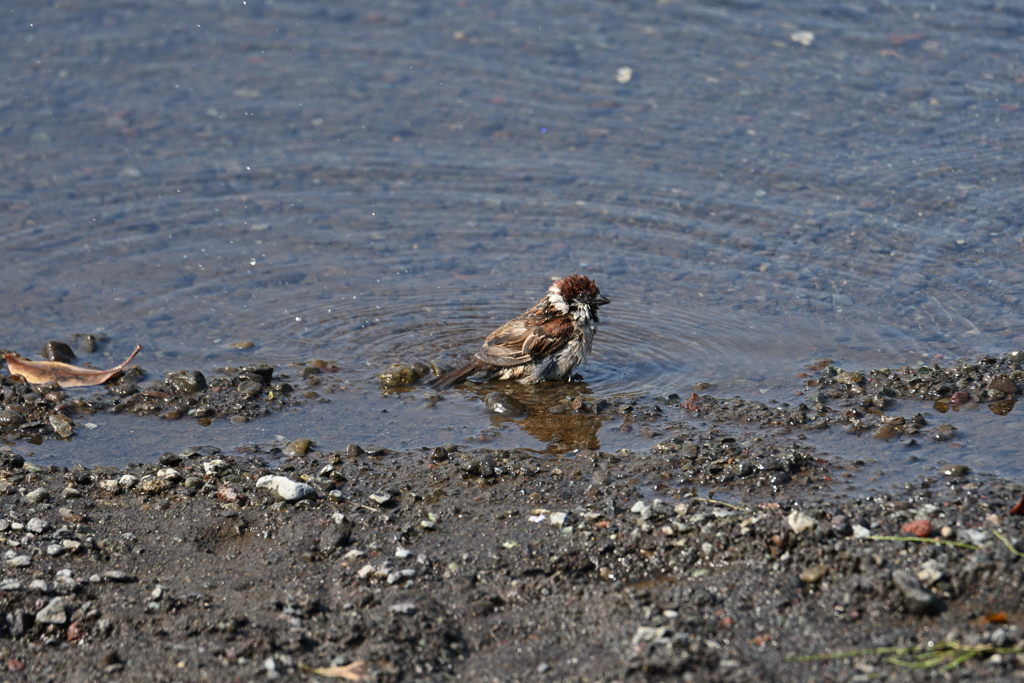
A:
1011;495;1024;516
67;621;83;641
901;519;931;537
719;616;734;629
216;486;246;505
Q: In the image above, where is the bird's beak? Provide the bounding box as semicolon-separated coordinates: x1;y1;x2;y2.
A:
593;294;611;306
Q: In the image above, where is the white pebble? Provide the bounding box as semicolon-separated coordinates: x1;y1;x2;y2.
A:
256;475;315;502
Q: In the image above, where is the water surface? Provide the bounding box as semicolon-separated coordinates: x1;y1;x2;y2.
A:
3;0;1024;480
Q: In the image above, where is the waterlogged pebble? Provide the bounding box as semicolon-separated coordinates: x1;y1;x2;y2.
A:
35;597;68;625
24;487;50;505
48;414;74;438
892;570;942;615
0;453;24;470
164;370;207;394
484;392;528;418
236;380;263;400
284;438;312;457
988;374;1016;395
0;410;25;428
873;424;898;440
786;510;816;534
942;464;969;478
42;341;76;363
932;424;957;442
256;475;315;501
378;364;423;388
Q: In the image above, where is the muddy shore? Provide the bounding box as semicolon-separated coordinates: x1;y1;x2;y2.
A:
1;354;1024;681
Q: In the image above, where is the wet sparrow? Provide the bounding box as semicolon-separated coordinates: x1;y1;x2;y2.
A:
430;274;609;389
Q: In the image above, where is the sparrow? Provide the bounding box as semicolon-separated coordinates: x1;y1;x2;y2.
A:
429;274;610;390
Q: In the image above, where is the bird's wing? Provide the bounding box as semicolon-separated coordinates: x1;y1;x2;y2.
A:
475;317;572;368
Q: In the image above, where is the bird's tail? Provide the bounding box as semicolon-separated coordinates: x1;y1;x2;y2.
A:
428;360;483;390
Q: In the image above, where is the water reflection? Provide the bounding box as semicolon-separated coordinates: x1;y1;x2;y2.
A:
468;382;605;455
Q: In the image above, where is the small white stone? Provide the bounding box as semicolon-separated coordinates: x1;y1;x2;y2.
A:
548;512;569;527
45;544;64;557
118;475;138;488
395;547;412;559
256;475;315;502
357;564;375;579
203;459;228;476
6;555;31;567
615;66;633;84
157;468;182;482
99;479;121;494
786;510;816;534
26;518;49;534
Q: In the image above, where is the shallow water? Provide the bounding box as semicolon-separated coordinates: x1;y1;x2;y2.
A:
3;0;1024;477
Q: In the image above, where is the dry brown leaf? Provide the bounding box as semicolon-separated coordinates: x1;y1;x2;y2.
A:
302;660;368;680
4;345;141;388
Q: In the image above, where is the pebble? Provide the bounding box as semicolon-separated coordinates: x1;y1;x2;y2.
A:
940;526;955;539
118;475;138;488
786;510;816;534
35;597;68;625
103;571;136;583
386;569;416;584
203;460;228;476
900;519;932;538
46;544;64;557
48;414;74;438
961;529;988;545
0;580;23;591
6;555;31;567
24;487;50;505
369;493;394;507
483;392;528;418
284;438;312;457
892;569;942;615
26;517;49;534
62;487;81;499
216;486;246;505
799;565;828;583
389;602;417;615
99;480;121;494
256;475;315;501
319;523;350;554
157;468;182;482
29;579;50;593
916;560;946;587
548;511;570;527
